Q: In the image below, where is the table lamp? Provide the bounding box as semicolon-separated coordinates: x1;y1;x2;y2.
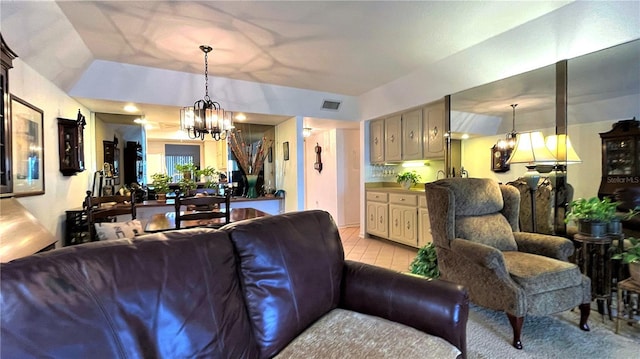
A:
507;131;557;232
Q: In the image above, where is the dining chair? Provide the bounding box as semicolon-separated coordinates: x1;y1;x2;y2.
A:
174;191;231;229
84;190;138;241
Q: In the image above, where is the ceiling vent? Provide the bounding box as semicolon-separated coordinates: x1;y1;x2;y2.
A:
321;100;341;111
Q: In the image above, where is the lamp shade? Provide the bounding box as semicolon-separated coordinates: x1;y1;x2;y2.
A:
507;131;556;164
545;134;581;163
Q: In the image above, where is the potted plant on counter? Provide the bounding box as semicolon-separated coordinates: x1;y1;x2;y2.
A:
151;173;172;202
611;237;640;282
175;163;197;181
396;171;422;190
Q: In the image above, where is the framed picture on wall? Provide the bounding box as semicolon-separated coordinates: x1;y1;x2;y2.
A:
268;145;273;163
283;141;289;161
10;95;45;197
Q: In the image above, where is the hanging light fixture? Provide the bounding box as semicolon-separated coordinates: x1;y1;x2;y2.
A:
180;45;233;141
495;104;518;150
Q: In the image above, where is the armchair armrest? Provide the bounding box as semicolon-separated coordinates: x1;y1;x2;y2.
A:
513;232;574;261
340;260;468;357
450;238;509;277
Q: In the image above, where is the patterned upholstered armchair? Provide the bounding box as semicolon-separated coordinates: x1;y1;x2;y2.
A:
424;178;591;349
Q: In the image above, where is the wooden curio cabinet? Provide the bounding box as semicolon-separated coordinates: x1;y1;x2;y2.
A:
57;111;86;176
598;118;640;198
1;33;17;196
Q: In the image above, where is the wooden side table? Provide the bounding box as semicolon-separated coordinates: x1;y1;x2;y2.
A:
616;278;640;333
573;233;613;319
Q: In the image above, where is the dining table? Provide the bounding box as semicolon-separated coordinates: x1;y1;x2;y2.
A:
144;207;269;233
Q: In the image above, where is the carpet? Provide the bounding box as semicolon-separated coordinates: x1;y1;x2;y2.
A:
467;304;639;358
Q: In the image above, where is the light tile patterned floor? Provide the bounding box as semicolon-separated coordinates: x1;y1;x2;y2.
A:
338;226;418;272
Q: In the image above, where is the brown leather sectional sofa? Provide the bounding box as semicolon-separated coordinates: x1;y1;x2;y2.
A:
1;210;468;358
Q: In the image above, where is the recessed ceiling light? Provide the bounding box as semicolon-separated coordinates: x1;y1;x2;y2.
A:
133;117;147;124
235;113;246;121
124;104;138;113
461;134;470;139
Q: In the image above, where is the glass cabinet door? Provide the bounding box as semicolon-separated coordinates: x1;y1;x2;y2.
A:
605;138;636;175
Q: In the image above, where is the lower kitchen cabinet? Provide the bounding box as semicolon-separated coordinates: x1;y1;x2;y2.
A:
366;191;389;238
389;204;418;247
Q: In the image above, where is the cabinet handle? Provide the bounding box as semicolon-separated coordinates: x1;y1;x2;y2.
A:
409;130;414;139
395;219;399;226
390;135;395;142
370;213;374;221
400;198;405;201
407;221;411;229
432;126;438;137
374;137;378;145
379;216;383;224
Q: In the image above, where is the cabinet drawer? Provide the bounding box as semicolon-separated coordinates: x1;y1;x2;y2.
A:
366;191;388;202
389;193;417;206
419;196;427;208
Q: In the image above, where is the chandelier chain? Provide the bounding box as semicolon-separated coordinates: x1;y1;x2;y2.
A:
204;50;209;101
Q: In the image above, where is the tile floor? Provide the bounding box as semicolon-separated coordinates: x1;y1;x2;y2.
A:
338;226;418;272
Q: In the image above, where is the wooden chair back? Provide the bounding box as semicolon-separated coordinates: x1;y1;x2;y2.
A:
84;191;137;240
174;192;231;229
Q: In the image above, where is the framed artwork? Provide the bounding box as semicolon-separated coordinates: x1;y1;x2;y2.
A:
10;95;44;196
283;141;289;161
267;145;273;163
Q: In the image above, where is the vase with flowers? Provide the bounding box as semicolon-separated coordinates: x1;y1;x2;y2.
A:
228;131;272;198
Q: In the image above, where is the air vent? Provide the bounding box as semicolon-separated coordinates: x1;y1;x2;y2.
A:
321;100;341;111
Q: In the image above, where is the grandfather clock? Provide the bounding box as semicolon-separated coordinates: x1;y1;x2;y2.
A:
57;110;86;176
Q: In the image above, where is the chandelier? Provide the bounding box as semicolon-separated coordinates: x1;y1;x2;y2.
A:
180;45;233;141
496;104;518;150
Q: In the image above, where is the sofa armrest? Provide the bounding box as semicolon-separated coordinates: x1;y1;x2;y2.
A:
340;260;468;358
513;232;574;261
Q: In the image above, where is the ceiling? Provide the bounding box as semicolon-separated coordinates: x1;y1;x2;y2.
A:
0;0;576;134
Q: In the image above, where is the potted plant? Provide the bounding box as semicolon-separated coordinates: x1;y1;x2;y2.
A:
409;243;440;279
178;177;197;195
175;163;197;181
150;173;172;202
196;166;219;188
565;197;620;237
396;171;422;190
609;206;640;235
611;237;640;283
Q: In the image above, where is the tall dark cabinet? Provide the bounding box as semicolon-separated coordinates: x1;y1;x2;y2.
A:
598;118;640;198
57;111;86;176
123;141;143;185
1;33;17;195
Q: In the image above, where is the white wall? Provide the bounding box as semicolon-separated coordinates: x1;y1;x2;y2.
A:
336;129;361;226
9;60;92;246
275;117;303;212
304;130;337;219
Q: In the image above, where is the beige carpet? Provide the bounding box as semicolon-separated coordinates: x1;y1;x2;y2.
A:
467;304;639;358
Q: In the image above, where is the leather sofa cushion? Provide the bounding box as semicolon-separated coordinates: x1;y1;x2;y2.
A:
503;251;582;294
224;210;344;358
0;229;259;359
274;309;461;358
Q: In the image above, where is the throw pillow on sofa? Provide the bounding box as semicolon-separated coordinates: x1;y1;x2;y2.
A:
94;219;142;240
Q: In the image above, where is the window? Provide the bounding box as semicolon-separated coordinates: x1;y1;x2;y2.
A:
164;144;200;180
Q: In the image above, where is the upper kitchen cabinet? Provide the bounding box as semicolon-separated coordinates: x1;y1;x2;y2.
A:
384;115;402;161
369;118;385;164
402;109;422;160
423;100;445;159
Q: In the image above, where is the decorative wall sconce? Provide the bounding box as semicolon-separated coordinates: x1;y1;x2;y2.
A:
303;127;312;138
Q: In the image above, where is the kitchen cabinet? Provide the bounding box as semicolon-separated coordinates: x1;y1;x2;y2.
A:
418;196;433;247
366;191;388;238
384;115;402;162
388;193;418;247
598;118;639;198
402;109;422;160
423;100;445;159
369;119;385;164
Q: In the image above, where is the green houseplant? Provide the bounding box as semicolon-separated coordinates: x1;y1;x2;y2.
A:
150;173;172;202
409;243;440;279
396;171;422;190
196;166;219;188
565;197;619;237
611;237;640;282
175;163;197;180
